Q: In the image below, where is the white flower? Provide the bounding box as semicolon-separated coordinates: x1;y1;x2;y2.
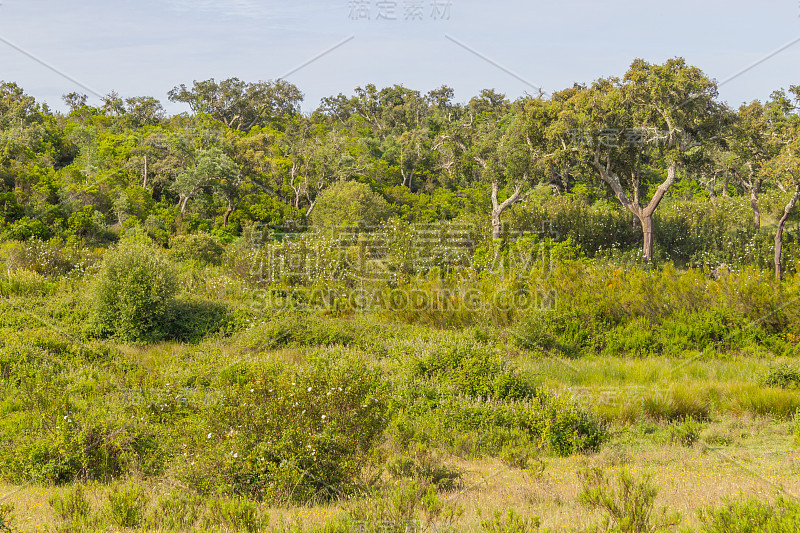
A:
207;433;212;439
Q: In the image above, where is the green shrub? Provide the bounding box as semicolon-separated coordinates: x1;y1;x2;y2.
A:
182;351;388;502
148;490;204;529
2;216;50;241
91;234;178;342
480;509;540;533
169;232;225;265
697;496;800;532
49;485;90;522
578;467;680;533
206;496;264;533
348;480;463;533
162;298;238;342
387;445;462;491
0;270;56;297
242;312;361;350
0;503;14;533
310;181;391;229
603;317;661;357
669;417;703;447
764;365;800;389
409;342;536;401
659;308;747;355
105;482;146;528
512;309;596;358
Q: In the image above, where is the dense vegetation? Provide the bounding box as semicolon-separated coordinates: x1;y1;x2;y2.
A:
1;58;800;531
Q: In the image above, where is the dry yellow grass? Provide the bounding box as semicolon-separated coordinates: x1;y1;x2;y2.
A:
3;415;798;532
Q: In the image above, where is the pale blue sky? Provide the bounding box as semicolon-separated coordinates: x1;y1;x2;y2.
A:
1;0;799;114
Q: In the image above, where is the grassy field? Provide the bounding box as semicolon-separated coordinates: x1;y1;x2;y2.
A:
2;241;800;532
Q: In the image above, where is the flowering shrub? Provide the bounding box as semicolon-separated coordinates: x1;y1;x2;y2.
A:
181;350;388;502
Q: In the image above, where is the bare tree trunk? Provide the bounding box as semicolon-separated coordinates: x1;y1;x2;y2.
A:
641;213;654;262
223;204;233;227
179;195;189;214
491;210;502;240
490;179;522;241
142;155;148;189
775;186;800;281
305;199;318;219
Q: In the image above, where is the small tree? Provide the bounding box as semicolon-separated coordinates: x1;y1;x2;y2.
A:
92;233;178;342
310;180;390;229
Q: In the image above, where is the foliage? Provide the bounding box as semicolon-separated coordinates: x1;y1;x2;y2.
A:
696;496;800;532
310;180;391;229
764;365;800;389
169;232;225;265
180;351;388;502
49;485;91;522
205;496;265;533
480;509;541;533
90;233;178;341
578;467;680;533
668;417;704;447
105;482;146;528
348;480;463;533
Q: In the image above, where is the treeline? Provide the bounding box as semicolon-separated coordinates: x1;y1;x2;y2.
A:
0;57;799;275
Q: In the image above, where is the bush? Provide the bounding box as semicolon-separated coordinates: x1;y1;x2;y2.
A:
409;342;536;401
764;365;800;389
697;496;800;532
169;232;225;265
241;312;361;350
105;482;146;528
49;485;90;522
311;181;391;229
181;351;388;502
480;509;540;533
91;234;178;342
348;480;463;533
2;216;50;241
578;467;680;533
162;298;238;342
669;417;703;447
387;445;462;491
206;497;264;533
148;490;203;530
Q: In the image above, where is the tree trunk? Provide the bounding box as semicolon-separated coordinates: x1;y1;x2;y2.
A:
305;199;318;219
179;195;189;214
775;186;800;281
491;210;502;240
223;204;233;227
641;213;654;262
490;180;522;241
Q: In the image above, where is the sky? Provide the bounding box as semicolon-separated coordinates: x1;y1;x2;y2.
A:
1;0;799;115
